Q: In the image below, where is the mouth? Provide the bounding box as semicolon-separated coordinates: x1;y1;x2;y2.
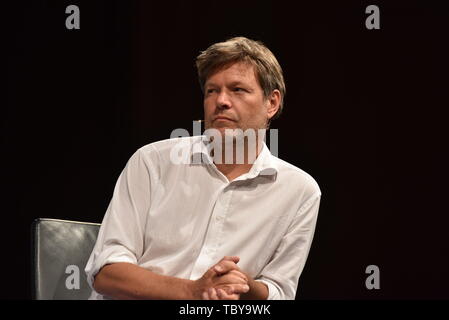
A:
214;117;235;122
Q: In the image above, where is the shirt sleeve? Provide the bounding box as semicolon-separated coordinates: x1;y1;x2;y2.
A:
84;146;159;290
256;192;321;300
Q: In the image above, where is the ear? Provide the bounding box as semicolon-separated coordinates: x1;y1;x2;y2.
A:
266;89;281;120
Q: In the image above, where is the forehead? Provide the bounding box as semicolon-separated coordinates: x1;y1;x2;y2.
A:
205;61;258;85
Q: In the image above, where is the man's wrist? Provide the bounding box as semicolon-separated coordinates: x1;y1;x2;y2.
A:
183;278;201;300
241;276;269;300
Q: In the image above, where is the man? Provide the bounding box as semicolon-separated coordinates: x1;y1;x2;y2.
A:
85;37;321;300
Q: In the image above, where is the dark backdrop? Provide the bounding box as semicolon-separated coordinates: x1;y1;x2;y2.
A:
4;0;449;300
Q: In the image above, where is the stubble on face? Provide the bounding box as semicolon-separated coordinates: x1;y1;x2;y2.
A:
203;62;269;135
202;62;270;163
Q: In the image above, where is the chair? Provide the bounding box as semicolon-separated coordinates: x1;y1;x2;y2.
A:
31;218;101;300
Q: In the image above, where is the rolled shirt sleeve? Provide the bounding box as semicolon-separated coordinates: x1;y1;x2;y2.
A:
84;137;321;300
85;147;159;289
256;193;321;300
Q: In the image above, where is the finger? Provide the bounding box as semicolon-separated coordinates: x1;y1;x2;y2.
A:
222;256;240;264
203;267;216;280
212;256;239;274
221;285;234;295
202;291;210;300
208;287;219;300
217;288;239;300
226;283;250;294
212;256;240;274
214;260;240;275
228;270;248;283
215;273;247;285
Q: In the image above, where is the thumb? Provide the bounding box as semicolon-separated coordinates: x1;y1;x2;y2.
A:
222;256;240;264
213;256;241;274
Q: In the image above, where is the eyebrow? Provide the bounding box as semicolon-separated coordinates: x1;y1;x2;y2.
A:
205;81;251;88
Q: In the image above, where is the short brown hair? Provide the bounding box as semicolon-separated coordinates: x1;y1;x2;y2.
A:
196;37;286;120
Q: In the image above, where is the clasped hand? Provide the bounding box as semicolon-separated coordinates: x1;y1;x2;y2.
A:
194;256;249;300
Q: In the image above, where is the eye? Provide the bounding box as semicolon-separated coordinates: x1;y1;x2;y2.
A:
206;88;216;94
233;87;246;92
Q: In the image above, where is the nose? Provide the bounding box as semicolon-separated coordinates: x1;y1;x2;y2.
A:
216;90;232;110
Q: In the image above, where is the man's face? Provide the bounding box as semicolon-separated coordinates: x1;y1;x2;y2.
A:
203;62;277;135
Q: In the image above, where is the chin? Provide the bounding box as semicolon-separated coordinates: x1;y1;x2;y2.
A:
204;126;232;139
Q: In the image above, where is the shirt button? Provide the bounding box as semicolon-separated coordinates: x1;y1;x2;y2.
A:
216;215;222;221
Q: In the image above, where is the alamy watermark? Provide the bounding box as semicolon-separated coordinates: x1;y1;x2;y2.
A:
365;5;380;30
365;264;380;290
65;264;80;290
169;121;278;165
65;5;80;30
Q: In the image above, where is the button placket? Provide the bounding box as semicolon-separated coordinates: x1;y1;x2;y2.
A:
207;185;230;253
189;184;230;279
214;185;233;251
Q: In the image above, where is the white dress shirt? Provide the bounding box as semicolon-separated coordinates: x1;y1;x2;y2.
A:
85;136;321;300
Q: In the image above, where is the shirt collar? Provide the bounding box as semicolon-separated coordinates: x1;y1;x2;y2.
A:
190;135;278;180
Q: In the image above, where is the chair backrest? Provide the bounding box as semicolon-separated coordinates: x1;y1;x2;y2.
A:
32;218;101;300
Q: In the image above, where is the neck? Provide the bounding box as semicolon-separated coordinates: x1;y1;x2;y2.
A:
213;137;264;181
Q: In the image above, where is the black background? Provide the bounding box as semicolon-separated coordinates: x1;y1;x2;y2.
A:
4;0;449;300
